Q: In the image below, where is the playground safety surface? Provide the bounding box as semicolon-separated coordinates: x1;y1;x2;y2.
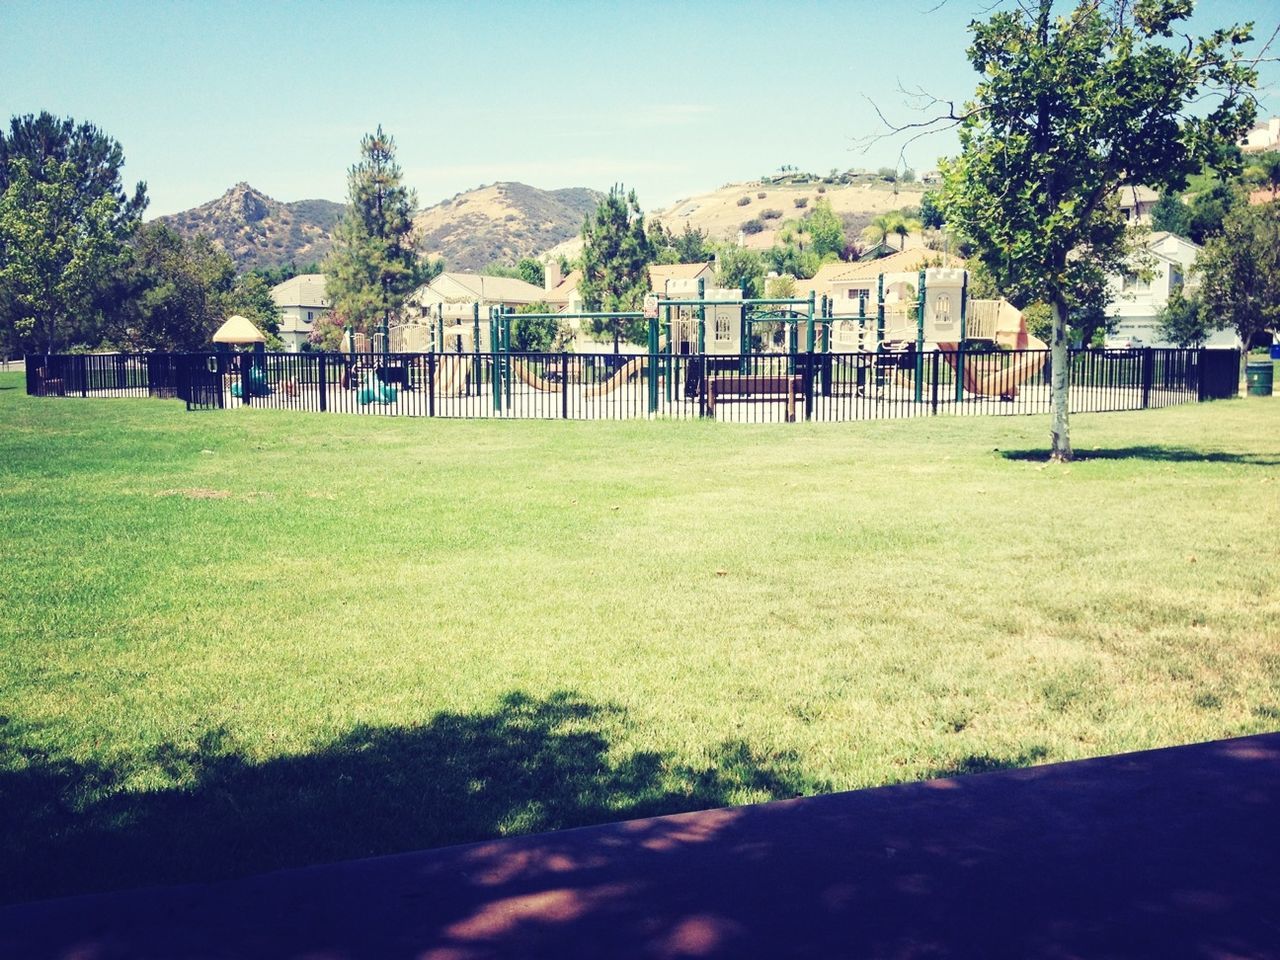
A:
4;733;1278;959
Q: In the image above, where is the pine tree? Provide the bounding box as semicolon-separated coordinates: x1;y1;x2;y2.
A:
579;185;654;352
323;126;421;334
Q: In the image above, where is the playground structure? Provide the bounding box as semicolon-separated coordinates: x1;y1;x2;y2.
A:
207;267;1056;413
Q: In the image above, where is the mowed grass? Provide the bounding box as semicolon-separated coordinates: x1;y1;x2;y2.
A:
1;370;1278;903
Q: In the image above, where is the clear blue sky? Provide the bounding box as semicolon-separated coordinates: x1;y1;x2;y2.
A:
3;0;1276;217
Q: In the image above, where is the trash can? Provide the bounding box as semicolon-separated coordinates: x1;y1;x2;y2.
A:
1246;361;1274;397
1270;343;1280;360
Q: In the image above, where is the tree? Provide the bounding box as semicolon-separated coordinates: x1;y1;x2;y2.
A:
1198;201;1280;375
1155;284;1206;347
512;301;562;352
919;191;945;229
674;224;713;263
941;0;1256;460
0;158;124;354
1245;152;1280;201
890;214;923;250
807;199;845;259
765;274;796;298
716;245;765;297
323;126;422;335
0;113;147;354
579;185;654;351
1151;194;1192;237
106;224;281;351
517;258;544;288
1187;182;1242;244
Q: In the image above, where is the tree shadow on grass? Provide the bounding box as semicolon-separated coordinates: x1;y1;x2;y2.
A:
1000;445;1280;466
923;745;1050;780
0;691;827;906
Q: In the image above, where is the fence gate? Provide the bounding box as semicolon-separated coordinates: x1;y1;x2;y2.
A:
180;353;224;410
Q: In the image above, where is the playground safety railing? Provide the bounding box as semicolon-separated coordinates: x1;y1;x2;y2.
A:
25;347;1236;423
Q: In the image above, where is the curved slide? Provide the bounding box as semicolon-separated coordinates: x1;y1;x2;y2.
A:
937;300;1047;399
512;357;649;398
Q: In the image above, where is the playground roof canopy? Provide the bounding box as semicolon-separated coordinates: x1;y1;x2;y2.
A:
212;315;267;344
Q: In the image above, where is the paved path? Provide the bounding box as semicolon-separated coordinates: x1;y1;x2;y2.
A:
4;733;1278;959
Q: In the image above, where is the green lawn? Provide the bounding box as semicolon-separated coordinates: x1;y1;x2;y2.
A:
2;370;1278;904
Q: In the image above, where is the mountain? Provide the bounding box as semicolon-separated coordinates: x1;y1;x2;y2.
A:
413;182;603;271
157;183;343;271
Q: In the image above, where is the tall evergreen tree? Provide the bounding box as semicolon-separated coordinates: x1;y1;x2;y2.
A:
323;126;421;334
579;185;654;351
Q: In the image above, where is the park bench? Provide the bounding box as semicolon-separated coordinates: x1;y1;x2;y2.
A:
706;374;806;422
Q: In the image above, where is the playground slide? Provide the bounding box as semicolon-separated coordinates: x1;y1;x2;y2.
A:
511;357;649;398
937;300;1047;399
435;356;467;396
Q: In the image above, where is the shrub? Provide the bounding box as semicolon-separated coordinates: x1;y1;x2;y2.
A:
757;191;766;199
817;185;826;193
794;197;809;208
741;219;765;235
737;196;751;206
761;208;783;220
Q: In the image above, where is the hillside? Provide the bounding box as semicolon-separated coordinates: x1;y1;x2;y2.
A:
157;183;342;271
413;182;603;271
543;177;929;264
158;181;602;273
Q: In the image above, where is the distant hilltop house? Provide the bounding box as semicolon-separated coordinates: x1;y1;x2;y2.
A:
1105;231;1241;350
1242;116;1280;153
1117;185;1160;225
270;273;329;352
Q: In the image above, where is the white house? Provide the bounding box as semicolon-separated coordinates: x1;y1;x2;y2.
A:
1117;185;1160;225
270;274;330;352
1105;231;1241;349
1242;116;1280;153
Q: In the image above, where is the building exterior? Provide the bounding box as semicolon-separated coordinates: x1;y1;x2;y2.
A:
270;274;330;352
1117;185;1160;225
407;273;548;320
1105;231;1241;349
648;262;716;295
1242;116;1280;153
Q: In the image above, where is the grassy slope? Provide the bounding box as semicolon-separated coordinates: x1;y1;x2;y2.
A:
1;371;1277;902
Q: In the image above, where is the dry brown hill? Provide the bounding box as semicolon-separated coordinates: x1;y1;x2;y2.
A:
413;182;603;271
158;181;603;273
157;183;342;270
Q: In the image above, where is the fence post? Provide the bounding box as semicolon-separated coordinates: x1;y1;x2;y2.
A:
561;352;569;419
240;354;251;405
1141;347;1154;408
428;352;436;417
318;354;328;412
79;355;88;398
930;350;939;414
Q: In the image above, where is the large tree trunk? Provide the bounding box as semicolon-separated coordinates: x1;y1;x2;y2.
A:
1049;297;1072;462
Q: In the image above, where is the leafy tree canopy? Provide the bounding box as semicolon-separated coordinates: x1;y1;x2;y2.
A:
1198;200;1280;361
579;185;654;351
940;0;1257;459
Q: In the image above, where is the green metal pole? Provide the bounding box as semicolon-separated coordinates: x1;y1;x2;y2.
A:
472;302;481;393
664;304;673;403
915;269;927;403
696;277;706;355
489;307;501;412
876;274;885;348
647;316;659;414
806;292;816;352
739;301;749;374
503;309;512;409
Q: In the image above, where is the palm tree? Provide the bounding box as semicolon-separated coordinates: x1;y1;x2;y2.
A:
861;213;896;248
892;215;923;250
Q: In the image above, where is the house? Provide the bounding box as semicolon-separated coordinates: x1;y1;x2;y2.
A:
1105;231;1241;349
648;262;716;295
1117;185;1160;225
1242;116;1280;154
794;247;959;307
270;274;330;352
542;262;584;313
406;272;548;323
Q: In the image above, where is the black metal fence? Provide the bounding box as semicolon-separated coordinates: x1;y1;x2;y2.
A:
25;347;1239;423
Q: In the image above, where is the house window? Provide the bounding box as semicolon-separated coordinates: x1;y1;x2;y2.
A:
306;310;314;322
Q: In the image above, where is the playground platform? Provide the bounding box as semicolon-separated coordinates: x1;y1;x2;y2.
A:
4;733;1278;959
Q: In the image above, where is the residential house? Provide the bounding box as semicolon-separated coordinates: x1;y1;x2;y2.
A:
648;262;716;295
1105;231;1241;349
1117;185;1160;225
270;273;330;352
1242;116;1280;154
795;247;958;310
407;272;548;322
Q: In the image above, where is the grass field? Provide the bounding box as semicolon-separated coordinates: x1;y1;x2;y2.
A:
1;370;1278;904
